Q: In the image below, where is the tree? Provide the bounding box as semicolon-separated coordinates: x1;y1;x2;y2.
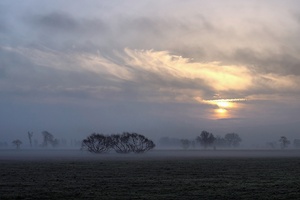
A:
82;132;155;154
111;132;155;153
42;131;59;147
27;132;33;147
111;133;132;153
12;139;22;149
81;133;112;153
196;131;215;149
279;136;290;149
180;139;191;150
127;133;155;153
224;133;241;148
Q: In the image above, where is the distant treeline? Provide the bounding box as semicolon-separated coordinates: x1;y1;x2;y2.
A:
159;131;300;150
159;131;242;150
3;131;82;149
3;130;300;150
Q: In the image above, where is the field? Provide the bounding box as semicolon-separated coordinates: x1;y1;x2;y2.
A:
1;150;300;199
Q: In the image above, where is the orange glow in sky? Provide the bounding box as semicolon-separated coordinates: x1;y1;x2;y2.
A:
214;108;228;118
216;101;232;108
201;98;246;119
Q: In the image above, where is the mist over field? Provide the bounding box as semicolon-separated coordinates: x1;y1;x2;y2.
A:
1;149;300;162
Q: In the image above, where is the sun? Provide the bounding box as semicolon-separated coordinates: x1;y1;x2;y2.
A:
202;99;233;109
216;101;231;108
200;98;246;119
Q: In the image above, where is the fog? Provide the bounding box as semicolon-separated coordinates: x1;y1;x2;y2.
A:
1;149;300;162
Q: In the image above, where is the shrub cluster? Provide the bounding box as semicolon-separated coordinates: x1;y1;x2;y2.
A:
81;132;155;153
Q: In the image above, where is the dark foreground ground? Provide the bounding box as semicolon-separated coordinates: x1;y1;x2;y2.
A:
1;150;300;199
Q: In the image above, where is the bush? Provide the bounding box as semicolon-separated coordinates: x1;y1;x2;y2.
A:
82;132;155;154
81;133;112;153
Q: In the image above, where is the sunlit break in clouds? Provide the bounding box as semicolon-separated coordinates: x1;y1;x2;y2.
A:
202;99;247;119
1;0;300;144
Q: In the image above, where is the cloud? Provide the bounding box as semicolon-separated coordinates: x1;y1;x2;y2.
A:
4;1;299;63
123;49;300;99
123;49;252;94
2;44;299;108
1;0;300;141
231;48;300;76
3;46;132;80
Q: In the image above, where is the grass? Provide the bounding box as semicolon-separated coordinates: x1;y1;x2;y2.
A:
1;152;300;199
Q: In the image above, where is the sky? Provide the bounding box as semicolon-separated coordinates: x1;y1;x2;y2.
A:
1;0;300;146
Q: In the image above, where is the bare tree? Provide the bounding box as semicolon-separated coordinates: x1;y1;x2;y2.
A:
82;132;155;154
111;133;132;153
196;131;215;149
129;133;155;153
81;133;112;153
111;132;155;153
12;139;22;149
27;132;33;147
279;136;290;149
224;133;242;148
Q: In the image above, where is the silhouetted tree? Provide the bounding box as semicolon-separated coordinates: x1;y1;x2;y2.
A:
224;133;241;147
111;133;132;153
42;131;59;147
82;132;155;154
279;136;290;149
81;133;112;153
180;139;191;150
12;139;22;149
111;132;155;153
27;131;33;147
128;133;155;153
196;131;215;149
